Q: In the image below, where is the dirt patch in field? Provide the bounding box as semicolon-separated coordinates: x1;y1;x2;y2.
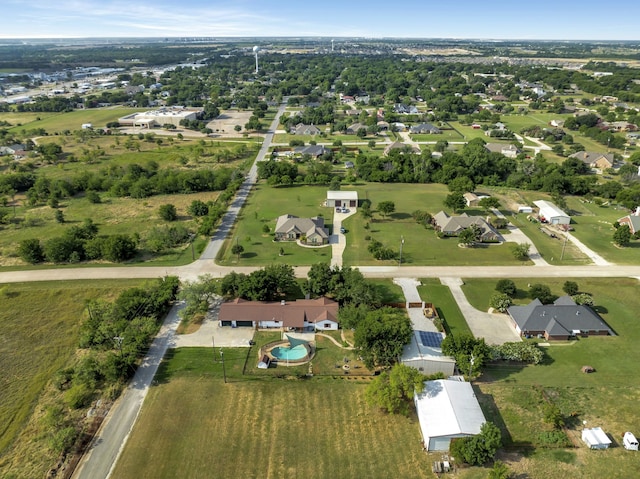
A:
207;110;257;137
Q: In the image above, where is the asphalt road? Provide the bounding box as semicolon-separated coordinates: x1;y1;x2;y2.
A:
70;102;287;479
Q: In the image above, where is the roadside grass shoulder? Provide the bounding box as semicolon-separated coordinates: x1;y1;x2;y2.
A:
0;279;146;476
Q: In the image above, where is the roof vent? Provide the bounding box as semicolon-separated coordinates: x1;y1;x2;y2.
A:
281;300;286;306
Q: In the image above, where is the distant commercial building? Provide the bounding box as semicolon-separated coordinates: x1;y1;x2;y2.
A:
118;106;202;128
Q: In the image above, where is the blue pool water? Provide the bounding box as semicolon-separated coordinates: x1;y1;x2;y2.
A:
271;344;308;361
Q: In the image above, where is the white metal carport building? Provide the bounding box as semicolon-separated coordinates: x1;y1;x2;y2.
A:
414;379;486;451
533;200;570;225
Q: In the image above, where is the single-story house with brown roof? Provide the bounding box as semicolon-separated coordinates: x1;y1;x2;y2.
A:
618;208;640;234
569;151;614;170
218;297;339;331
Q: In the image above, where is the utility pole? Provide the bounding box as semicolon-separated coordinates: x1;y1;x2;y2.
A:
399;236;404;265
220;349;227;384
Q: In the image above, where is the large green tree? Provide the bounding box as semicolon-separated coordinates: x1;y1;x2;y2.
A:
354;307;412;368
365;363;426;416
450;422;502;466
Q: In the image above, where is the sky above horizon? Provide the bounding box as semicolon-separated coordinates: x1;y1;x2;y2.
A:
2;0;639;41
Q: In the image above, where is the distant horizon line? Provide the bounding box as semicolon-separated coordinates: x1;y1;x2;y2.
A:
0;36;639;43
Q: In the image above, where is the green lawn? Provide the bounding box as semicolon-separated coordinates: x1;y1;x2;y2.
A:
0;279;145;476
112;347;429;479
563;197;640;264
508;213;591;265
340;183;531;266
7;107;143;134
417;278;471;336
456;277;640;479
217;184;334;266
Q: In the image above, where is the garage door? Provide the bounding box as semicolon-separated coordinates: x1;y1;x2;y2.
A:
236;320;254;327
220;321;232;327
429;437;451;451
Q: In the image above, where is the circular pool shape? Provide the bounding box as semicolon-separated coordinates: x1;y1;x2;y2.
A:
271;344;308;361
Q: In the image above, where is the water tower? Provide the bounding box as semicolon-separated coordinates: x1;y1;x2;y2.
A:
253;45;260;73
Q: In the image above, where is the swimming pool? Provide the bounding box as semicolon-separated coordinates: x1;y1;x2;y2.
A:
270;344;308;361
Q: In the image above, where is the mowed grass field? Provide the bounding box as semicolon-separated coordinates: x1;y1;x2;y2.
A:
340;183;530;266
4;107;143;134
0;279;144;474
112;348;429;479
219;182;528;267
460;277;640;478
218;184;334;266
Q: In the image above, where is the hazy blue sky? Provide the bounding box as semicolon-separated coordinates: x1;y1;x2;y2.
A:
2;0;639;40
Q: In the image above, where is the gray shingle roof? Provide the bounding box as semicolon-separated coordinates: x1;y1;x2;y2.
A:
507;296;613;336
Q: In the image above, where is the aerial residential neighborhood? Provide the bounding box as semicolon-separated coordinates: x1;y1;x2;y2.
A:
2;5;640;479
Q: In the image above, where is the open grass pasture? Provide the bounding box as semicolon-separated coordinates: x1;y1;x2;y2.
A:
0;279;144;475
6;108;143;134
563;197;640;264
457;277;640;478
112;347;429;479
0;111;59;126
340;183;530;266
0;190;215;267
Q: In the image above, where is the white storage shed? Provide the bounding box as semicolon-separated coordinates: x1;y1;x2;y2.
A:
533;200;570;225
582;427;612;449
326;191;358;208
414;379;486;451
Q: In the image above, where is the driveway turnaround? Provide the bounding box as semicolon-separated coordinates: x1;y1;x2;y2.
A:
491;208;548;266
439;277;521;345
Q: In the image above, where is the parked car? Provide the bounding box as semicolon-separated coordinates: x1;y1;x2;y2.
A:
340;227;346;234
335;207;341;212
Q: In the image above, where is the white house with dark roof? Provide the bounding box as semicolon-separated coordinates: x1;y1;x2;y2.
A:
291;124;320;135
507;296;614;340
433;211;500;242
409;123;441;134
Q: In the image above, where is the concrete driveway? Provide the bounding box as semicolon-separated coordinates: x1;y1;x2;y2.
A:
330;208;357;268
440;277;521;345
491;208;548;266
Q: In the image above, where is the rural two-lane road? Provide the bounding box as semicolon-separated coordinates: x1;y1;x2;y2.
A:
2;100;638;479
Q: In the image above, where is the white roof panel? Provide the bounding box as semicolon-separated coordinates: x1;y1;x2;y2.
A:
327;190;358;200
415;380;485;440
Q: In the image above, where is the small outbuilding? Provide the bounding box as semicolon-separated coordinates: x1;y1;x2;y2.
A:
533;200;570;225
582;427;612;449
414;379;486;451
326;190;358;208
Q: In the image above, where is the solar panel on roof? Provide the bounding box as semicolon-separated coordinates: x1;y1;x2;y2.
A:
418;331;443;348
